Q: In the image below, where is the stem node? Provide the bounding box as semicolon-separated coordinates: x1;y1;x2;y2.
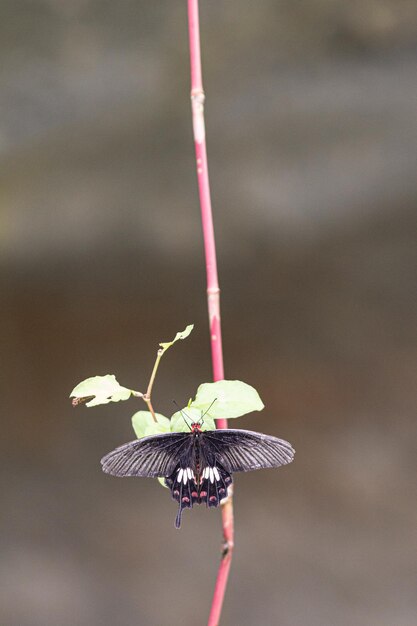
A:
191;88;205;103
222;537;234;558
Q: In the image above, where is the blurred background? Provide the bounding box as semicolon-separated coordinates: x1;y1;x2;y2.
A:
1;1;417;625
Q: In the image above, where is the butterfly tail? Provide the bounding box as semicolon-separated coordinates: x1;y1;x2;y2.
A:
175;504;183;529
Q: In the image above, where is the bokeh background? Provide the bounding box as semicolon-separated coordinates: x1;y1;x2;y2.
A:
1;2;417;625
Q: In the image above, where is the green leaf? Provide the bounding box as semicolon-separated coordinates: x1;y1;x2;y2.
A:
70;375;132;407
191;380;264;419
170;407;216;433
131;412;170;490
159;324;194;353
131;411;170;438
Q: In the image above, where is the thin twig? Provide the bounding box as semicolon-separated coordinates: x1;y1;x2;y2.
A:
143;398;157;423
143;348;164;422
146;348;164;399
187;1;234;624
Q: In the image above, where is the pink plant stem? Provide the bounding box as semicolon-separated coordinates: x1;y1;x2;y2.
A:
187;1;234;624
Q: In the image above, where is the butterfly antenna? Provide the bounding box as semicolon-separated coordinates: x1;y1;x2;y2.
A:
172;400;192;431
198;398;217;424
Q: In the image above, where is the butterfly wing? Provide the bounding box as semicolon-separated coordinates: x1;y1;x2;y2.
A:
101;432;192;478
101;428;295;529
200;429;295;473
165;464;201;529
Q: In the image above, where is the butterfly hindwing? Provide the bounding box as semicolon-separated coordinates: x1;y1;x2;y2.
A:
165;464;201;528
198;464;232;508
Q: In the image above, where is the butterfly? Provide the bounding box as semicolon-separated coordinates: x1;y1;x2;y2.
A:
101;420;295;528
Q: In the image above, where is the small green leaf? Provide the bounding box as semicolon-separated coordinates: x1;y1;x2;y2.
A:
132;411;170;438
159;324;194;352
191;380;264;419
70;375;132;407
170;407;216;433
131;412;170;490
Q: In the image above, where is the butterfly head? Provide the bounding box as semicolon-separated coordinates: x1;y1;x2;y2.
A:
191;422;202;433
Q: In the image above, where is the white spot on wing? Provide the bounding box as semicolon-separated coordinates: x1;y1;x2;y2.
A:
177;469;183;482
187;468;193;480
209;468;214;483
213;467;220;481
183;471;188;484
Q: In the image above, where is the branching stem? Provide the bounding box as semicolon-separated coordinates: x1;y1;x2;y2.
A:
142;348;164;422
132;348;165;423
187;1;234;624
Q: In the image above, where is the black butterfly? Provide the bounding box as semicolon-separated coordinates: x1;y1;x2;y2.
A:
101;421;295;528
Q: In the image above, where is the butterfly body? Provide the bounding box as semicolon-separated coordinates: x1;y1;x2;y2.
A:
101;422;295;528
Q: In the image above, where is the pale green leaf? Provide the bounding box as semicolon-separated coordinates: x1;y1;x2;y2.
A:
131;411;170;438
191;380;264;419
131;412;170;489
159;324;194;352
70;375;132;407
170;407;216;433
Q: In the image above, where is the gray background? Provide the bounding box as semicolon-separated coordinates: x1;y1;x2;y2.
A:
1;2;417;625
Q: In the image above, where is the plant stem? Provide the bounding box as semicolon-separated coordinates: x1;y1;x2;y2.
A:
187;1;234;624
143;348;164;422
144;398;158;423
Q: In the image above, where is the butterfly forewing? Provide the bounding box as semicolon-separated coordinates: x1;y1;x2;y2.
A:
101;432;191;478
201;429;295;473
